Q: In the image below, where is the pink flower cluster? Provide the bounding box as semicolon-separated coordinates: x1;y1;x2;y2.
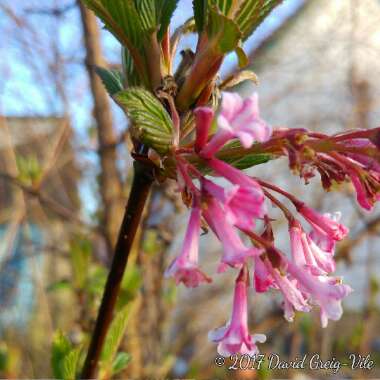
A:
164;92;379;356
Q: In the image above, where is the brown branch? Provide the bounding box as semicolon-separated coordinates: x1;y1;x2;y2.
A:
78;1;124;253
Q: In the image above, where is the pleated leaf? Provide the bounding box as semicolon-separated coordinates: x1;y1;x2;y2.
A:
207;7;241;53
115;88;173;154
96;67;124;96
235;0;283;40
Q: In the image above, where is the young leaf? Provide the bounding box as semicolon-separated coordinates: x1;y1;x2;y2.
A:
99;301;138;378
122;47;142;87
112;352;131;375
209;0;235;15
219;69;258;90
235;0;283;40
115;88;173;154
95;67;124;96
192;0;207;32
100;0;144;47
51;331;71;379
234;45;249;68
226;152;272;170
70;236;91;290
157;0;180;41
51;331;81;380
207;7;241;53
61;347;81;380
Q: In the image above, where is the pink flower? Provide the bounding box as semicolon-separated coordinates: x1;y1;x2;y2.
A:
289;220;336;275
202;196;261;270
253;256;274;293
165;206;211;287
208;157;266;192
296;204;348;241
201;177;265;229
201;92;272;158
286;261;352;327
208;267;266;356
194;107;214;152
267;261;311;322
347;168;380;211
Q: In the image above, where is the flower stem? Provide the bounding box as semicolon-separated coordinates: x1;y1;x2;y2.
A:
81;160;154;379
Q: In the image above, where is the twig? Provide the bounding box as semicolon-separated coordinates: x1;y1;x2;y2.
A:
81;160;154;379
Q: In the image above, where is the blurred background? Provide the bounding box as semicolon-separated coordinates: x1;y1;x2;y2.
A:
0;0;380;378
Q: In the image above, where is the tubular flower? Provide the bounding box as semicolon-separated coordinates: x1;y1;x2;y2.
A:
156;91;380;355
201;177;265;229
289;219;336;275
202;195;261;271
165;205;211;287
200;92;272;158
208;267;266;356
286;261;353;327
295;203;349;241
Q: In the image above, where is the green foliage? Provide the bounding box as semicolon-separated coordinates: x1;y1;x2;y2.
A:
118;264;143;307
83;0;178;46
142;229;161;255
220;69;258;90
234;45;249;68
70;236;92;290
227;152;272;170
51;331;81;380
16;154;42;185
47;279;72;293
192;0;208;32
193;0;282;41
122;47;141;87
207;7;241;53
235;0;283;40
95;67;124;96
157;0;180;40
111;352;131;375
99;303;135;378
87;266;108;297
115;88;173;154
219;141;272;169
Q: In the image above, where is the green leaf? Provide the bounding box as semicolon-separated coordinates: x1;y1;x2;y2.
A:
117;264;142;307
209;0;235;15
51;331;81;380
99;302;137;376
47;279;72;293
235;0;283;40
192;0;207;32
134;0;156;31
101;0;144;47
207;7;241;53
61;347;81;380
122;47;141;87
70;236;92;290
87;266;108;296
112;352;131;375
96;67;124;96
227;152;272;170
219;69;258;90
218;140;273;169
234;45;249;68
157;0;179;40
115;88;173;154
16;154;42;185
